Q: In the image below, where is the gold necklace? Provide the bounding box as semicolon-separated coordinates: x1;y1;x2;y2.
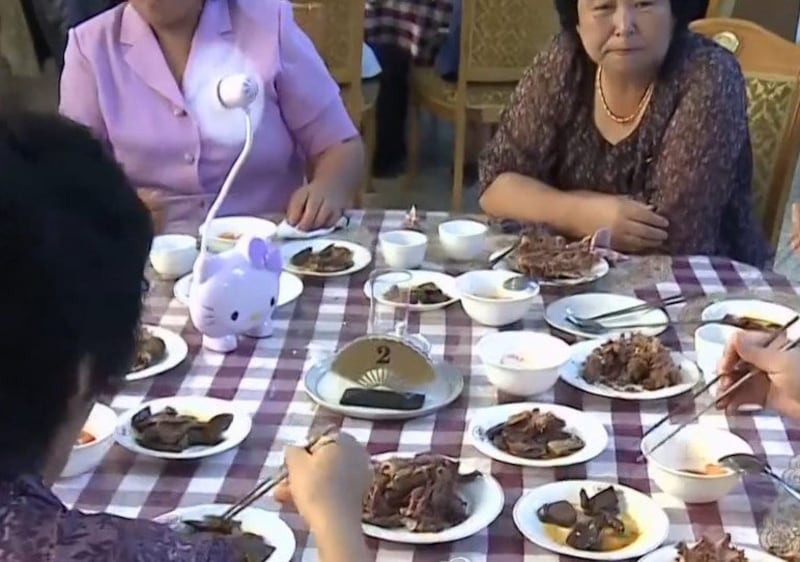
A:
596;65;655;124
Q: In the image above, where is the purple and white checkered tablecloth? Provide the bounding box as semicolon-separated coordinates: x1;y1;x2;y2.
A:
53;210;800;561
365;0;453;65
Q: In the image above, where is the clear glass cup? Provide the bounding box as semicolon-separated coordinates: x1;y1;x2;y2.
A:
367;269;431;356
760;460;800;559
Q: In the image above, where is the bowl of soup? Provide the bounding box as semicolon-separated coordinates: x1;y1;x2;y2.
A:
61;402;118;479
455;270;539;326
199;216;277;253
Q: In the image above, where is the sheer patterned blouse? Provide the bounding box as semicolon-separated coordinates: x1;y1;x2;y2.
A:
478;30;771;268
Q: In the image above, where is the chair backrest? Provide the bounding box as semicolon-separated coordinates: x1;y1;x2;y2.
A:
706;0;737;17
691;17;800;248
458;0;560;84
291;2;325;51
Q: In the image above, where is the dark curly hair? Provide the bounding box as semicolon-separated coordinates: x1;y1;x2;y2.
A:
0;110;152;475
553;0;709;32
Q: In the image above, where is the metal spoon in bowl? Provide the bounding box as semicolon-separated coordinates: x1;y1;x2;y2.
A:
502;274;539;291
719;453;800;503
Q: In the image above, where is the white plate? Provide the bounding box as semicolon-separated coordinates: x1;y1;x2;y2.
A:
514;480;669;560
154;504;295;562
125;325;189;382
115;396;252;460
467;403;609;467
493;251;610;287
362;270;459;311
701;299;800;340
173;271;304;308
546;294;670;339
281;239;372;278
362;452;504;544
302;360;464;421
559;337;701;401
639;544;783;562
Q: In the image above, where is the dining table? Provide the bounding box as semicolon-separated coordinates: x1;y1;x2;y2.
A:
53;209;800;561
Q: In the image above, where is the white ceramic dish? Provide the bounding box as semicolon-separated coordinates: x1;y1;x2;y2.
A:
379;230;428;269
514;480;669;560
155;504;296;562
61;403;117;479
455;270;539;327
280;239;372;278
114;396;252;460
199;216;277;253
362;452;504;544
174;271;304;308
467;402;608;467
492;249;610;287
475;331;570;396
559;336;702;401
125;325;189;382
438;220;488;261
640;424;753;504
302;360;464;421
545;293;670;339
363;270;458;312
149;234;198;279
694;323;743;376
639;544;783;562
701;299;800;340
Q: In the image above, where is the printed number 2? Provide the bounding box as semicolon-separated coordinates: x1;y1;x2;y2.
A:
376;345;391;364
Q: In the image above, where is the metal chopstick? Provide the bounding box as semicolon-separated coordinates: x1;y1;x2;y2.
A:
640;315;798;442
638;334;800;462
583;294;686;323
489;237;521;268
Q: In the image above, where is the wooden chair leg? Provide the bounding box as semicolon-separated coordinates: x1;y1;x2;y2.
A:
363;108;377;194
405;97;420;192
451;110;467;211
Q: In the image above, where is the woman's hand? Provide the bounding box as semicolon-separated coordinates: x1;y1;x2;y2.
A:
286;183;346;232
274;432;371;531
716;331;800;417
136;188;165;235
791;202;800;254
575;193;668;252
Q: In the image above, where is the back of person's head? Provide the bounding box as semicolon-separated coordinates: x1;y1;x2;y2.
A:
0;110;152;473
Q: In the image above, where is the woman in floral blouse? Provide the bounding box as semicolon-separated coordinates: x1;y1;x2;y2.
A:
479;0;770;267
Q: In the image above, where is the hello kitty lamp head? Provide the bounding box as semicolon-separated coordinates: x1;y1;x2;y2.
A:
188;74;281;354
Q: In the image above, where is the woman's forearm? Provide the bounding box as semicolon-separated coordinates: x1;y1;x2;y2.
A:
312;518;369;562
479;172;586;237
309;138;365;203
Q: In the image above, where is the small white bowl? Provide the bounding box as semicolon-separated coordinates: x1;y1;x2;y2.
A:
476;331;571;396
456;270;539;326
149;234;198;279
641;424;753;504
199;216;277;253
61;402;117;479
694;323;743;376
379;230;428;269
438;220;488;261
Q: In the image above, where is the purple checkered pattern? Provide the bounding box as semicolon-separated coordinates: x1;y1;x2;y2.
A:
53;210;800;561
365;0;453;64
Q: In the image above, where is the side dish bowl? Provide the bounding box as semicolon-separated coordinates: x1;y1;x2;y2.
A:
61;402;117;479
199;216;277;253
456;270;539;326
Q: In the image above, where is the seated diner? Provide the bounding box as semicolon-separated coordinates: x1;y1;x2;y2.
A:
59;0;364;232
478;0;770;267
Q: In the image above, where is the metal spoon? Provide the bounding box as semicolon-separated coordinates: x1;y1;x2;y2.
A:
719;453;800;503
502;275;539;291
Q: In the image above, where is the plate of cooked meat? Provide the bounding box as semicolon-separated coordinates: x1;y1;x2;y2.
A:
155;504;295;562
467;403;609;467
115;396;252;460
639;534;783;562
701;300;798;337
280;239;372;277
514;480;669;560
362;452;504;544
125;325;188;382
362;270;459;311
559;333;701;400
494;233;609;286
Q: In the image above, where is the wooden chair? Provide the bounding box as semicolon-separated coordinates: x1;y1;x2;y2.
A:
691;18;800;249
292;0;377;206
405;0;560;210
706;0;737;17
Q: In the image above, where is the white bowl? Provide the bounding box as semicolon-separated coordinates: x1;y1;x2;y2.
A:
694;323;743;376
641;424;753;504
199;216;277;253
702;299;800;340
61;402;117;479
456;270;539;326
476;332;571;396
379;230;428;269
438;220;488;261
149;234;198;279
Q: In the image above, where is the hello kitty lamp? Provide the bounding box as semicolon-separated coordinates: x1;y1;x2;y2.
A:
188;73;281;353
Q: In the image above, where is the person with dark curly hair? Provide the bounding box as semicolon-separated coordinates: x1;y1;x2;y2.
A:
0;110;371;561
479;0;770;267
